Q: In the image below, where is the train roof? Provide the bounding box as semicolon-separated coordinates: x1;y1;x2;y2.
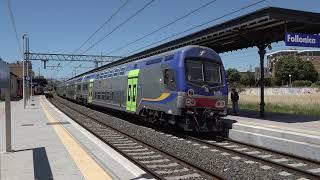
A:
67;45;209;81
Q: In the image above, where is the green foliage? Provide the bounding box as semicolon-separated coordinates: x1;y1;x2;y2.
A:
292;80;312;87
240;71;255;87
311;81;320;88
226;68;241;84
229;82;245;92
255;78;273;87
274;55;318;85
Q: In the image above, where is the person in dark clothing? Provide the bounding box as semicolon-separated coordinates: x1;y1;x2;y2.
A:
231;88;239;115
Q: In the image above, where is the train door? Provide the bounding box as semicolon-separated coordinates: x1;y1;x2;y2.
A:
88;79;94;103
126;69;140;112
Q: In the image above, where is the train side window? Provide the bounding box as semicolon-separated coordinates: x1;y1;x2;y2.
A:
133;84;136;102
83;84;88;91
128;85;131;101
114;68;120;77
108;70;113;78
111;92;114;101
102;92;105;100
163;69;176;91
106;91;110;100
120;67;126;75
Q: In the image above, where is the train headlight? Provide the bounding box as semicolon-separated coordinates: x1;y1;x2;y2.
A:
215;100;225;108
185;98;196;106
214;91;222;96
187;89;194;97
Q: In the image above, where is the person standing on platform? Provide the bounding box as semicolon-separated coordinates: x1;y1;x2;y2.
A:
231;88;239;115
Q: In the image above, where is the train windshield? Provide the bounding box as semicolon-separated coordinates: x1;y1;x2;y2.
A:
185;59;222;86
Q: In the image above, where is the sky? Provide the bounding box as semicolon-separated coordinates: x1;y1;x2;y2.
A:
1;0;320;79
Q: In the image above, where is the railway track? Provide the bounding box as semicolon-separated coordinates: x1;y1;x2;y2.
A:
49;97;223;180
50;95;320;179
187;135;320;179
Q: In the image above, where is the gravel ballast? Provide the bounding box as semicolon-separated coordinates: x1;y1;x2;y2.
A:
53;95;312;179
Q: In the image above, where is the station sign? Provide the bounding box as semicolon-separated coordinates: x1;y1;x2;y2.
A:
285;32;320;48
0;58;9;88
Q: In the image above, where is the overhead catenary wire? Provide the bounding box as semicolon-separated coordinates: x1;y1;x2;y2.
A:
73;0;130;54
56;0;136;74
58;0;266;79
57;0;155;77
81;0;156;54
120;0;266;57
7;0;22;55
104;0;218;56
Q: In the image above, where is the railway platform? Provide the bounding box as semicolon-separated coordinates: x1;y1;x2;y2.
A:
0;96;150;180
224;110;320;162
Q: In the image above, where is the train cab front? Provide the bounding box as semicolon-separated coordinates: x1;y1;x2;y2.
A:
179;51;228;132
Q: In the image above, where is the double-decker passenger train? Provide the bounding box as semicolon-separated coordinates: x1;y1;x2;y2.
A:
57;45;228;132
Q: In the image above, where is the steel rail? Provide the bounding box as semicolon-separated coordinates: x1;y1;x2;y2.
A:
50;97;223;180
226;138;320;165
188;136;320;179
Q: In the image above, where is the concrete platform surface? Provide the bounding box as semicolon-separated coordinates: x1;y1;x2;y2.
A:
0;96;151;180
224;113;320;161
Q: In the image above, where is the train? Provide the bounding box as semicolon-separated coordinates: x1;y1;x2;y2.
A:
57;45;228;132
33;85;44;95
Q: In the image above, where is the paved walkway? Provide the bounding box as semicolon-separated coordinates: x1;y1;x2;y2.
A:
0;96;150;180
225;109;320;136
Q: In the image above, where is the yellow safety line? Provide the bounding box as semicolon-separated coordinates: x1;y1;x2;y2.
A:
237;120;320;137
40;100;112;180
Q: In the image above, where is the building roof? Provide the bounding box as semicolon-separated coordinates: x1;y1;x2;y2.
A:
267;49;320;56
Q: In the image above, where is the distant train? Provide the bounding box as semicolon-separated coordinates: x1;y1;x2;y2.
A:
34;85;44;95
57;45;228;132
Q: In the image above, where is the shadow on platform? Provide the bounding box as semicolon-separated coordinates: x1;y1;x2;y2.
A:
11;97;23;101
13;147;53;180
0;97;22;101
130;173;155;180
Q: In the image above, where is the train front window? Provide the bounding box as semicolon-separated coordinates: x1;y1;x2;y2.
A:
204;62;222;84
185;59;222;86
186;61;203;82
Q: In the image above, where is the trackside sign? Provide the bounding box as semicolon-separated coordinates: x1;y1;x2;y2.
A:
0;58;9;88
285;32;320;48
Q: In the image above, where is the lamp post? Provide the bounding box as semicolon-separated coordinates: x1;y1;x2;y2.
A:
289;74;292;87
22;34;27;109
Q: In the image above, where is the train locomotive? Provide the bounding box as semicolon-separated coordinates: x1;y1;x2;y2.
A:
57;45;228;132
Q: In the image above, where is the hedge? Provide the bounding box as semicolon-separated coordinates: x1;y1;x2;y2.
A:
292;80;312;87
311;81;320;88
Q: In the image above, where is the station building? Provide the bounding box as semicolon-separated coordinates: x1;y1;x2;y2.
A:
0;73;18;100
267;49;320;77
0;61;34;100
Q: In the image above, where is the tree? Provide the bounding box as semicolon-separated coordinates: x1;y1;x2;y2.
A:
226;68;241;84
240;71;255;87
274;55;318;86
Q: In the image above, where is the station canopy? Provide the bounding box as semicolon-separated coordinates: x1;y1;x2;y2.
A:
73;7;320;78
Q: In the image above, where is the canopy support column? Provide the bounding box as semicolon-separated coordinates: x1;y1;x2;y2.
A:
257;44;267;117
